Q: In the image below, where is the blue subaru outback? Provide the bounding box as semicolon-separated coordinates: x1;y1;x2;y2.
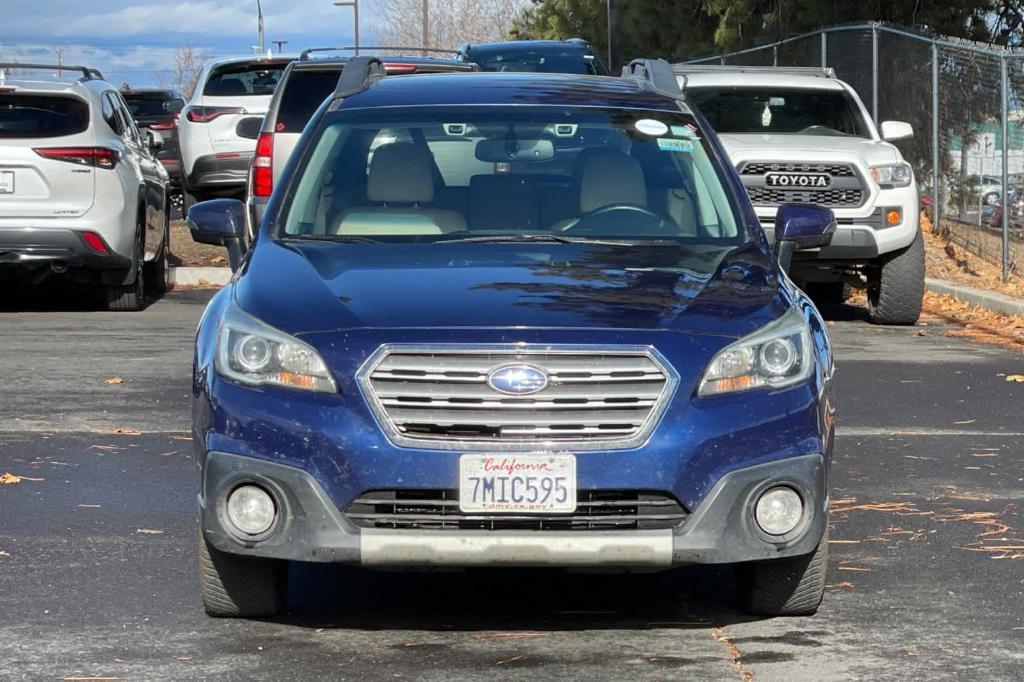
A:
188;58;837;619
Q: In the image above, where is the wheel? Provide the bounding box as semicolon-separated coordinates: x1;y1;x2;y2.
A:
197;530;286;618
983;192;999;206
738;522;829;617
144;211;171;297
803;281;849;306
867;231;924;325
104;230;145;311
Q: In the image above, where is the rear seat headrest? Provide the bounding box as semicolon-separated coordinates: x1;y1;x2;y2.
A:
367;143;434;204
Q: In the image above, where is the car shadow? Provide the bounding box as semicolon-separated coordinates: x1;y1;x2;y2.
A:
811;300;870;323
273;563;759;631
0;280;163;312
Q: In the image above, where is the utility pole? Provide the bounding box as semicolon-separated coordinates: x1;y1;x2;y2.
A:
334;1;360;55
422;0;429;48
256;0;265;54
606;0;620;73
54;47;63;77
272;40;288;54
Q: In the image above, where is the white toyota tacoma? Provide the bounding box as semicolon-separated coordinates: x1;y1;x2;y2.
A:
676;65;923;325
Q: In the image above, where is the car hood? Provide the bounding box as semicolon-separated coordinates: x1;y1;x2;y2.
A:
717;133;903;166
235;240;788;339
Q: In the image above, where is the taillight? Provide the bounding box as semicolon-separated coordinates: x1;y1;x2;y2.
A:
185;106;244;123
253;132;273;197
150;120;176;130
384;64;418;73
34;147;119;169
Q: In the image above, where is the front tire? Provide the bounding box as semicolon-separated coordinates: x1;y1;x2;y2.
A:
198;530;286;618
867;231;924;325
738;522;829;617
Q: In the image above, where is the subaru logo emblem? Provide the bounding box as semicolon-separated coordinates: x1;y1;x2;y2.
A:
487;364;549;395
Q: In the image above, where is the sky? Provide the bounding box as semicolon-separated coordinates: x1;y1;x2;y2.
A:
0;0;375;87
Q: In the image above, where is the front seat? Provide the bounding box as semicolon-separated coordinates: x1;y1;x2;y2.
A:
335;143;466;235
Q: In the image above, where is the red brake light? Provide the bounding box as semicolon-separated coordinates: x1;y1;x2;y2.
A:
150;121;176;130
34;147;119;169
253;132;274;197
384;63;418;73
81;231;109;254
185;106;244;123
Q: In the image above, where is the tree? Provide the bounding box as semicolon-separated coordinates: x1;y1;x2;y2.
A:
374;0;527;49
157;42;209;98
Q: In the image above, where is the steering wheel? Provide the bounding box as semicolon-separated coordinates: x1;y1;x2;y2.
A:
563;204;678;236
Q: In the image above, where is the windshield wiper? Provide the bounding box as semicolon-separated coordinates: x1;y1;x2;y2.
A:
434;233;638;246
282;235;383;244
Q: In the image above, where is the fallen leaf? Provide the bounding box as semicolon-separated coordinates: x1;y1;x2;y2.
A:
0;472;44;484
1007;375;1024;383
0;550;10;557
835;581;854;589
496;655;527;666
907;650;919;657
837;566;873;572
104;377;124;385
211;256;228;265
953;419;976;425
135;528;164;535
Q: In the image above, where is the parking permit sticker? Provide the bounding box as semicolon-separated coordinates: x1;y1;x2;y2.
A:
635;119;669;136
657;138;694;152
671;125;699;138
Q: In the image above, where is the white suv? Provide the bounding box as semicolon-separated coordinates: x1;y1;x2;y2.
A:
177;56;290;207
677;65;923;324
0;63;171;310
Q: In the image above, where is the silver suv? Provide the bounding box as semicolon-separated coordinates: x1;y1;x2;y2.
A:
0;63;171;310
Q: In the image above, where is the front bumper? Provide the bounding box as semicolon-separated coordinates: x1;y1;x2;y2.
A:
200;450;827;567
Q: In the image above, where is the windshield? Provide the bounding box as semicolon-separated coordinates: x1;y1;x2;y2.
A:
203;61;288;97
468;49;607;75
280;106;743;244
124;93;181;117
687;86;871;137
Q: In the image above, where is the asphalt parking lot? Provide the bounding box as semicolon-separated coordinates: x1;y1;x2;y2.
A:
1;289;1022;681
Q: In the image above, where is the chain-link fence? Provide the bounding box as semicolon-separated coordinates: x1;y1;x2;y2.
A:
685;22;1024;281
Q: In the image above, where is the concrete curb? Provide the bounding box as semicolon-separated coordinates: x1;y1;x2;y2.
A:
925;277;1024;317
170;266;231;287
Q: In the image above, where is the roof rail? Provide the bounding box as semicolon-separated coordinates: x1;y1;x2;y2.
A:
333;56;387;98
301;46;464;61
622;58;681;96
671;64;835;79
0;63;103;81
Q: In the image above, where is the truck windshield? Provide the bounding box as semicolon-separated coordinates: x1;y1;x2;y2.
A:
687;86;871;138
281;106;743;244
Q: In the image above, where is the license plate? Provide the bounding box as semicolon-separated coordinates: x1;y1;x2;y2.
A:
0;171;13;194
459;454;576;513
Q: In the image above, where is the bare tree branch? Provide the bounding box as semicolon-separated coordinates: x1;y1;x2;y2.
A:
156;41;209;98
373;0;526;48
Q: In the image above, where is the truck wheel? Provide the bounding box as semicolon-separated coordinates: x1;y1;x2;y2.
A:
198;530;286;618
867;231;924;325
738;522;829;617
144;212;171;297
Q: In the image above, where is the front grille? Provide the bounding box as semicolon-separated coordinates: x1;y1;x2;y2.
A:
345;489;688;531
358;345;677;451
747;186;865;207
738;160;867;209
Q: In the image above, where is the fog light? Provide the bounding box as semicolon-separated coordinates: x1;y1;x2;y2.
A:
754;486;804;535
226;484;276;535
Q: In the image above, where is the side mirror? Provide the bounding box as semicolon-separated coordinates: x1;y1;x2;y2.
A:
773;203;836;271
880;120;913;141
187;198;247;271
235;116;263;140
145;128;164;151
164;98;185;115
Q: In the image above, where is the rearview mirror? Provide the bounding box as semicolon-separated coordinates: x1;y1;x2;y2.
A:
187;198;247;271
475;138;554;163
145;129;164;151
773;203;836;271
235;116;263;140
880;120;913;141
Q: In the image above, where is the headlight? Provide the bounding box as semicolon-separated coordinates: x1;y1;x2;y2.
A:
216;299;337;393
869;162;913;188
698;307;812;396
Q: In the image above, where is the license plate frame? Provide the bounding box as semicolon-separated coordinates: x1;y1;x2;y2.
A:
0;171;13;194
458;453;576;514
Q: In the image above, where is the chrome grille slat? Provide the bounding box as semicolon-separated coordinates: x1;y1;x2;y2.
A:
358;345;677;451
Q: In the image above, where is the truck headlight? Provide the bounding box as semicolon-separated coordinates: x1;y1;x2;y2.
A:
869;162;913;188
216;299;337;393
698;307;812;396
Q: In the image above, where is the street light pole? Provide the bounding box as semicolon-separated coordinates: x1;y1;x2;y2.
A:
333;0;360;55
423;0;429;48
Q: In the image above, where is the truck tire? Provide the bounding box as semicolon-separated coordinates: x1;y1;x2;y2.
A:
867;231;924;325
198;530;286;618
738;522;829;617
